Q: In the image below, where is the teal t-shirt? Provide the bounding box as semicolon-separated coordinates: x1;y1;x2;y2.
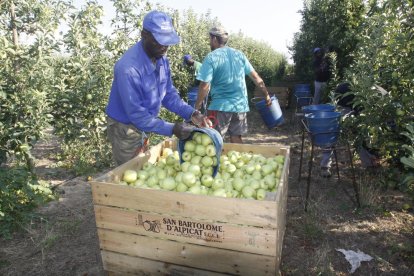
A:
192;61;202;87
197;47;253;112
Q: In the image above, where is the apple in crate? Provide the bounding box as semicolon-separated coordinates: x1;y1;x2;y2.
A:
123;169;138;183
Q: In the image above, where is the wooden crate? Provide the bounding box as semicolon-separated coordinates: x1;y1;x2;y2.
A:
254;86;290;108
91;139;290;275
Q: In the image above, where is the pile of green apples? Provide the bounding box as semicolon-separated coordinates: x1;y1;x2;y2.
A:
120;133;284;200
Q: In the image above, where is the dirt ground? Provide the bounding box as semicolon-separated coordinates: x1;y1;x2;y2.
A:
0;107;413;276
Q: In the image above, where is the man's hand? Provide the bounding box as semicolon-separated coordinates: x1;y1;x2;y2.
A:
265;94;272;106
173;122;195;140
191;110;213;128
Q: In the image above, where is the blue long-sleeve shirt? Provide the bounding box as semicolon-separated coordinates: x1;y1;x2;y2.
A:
106;41;194;136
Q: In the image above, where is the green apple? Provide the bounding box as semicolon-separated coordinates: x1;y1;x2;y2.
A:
256;188;266;200
166;166;176;177
173;151;180;159
182;151;192;162
190;155;202;165
274;155;284;164
142;161;153;170
232;177;245;192
188;164;201;176
256;156;267;164
200;133;213;146
259;180;269;190
148;167;157;176
123;169;138;183
244;164;255;174
133;178;145;187
201;156;214;167
252;170;262;180
166;155;177;166
184;140;196;152
235;160;245;169
205;144;216;157
201;166;214;176
261;164;274;176
173;161;181;172
241;152;252;163
157;168;167;180
200;185;209;195
229;154;238;164
195;144;207;156
227;150;239;159
137;170;149;180
212;178;224;190
231;189;239;198
188;185;202;195
147;176;159;187
233;169;244;179
201;174;214;187
181;161;191;172
221;171;231;180
157;158;166;169
275;167;282;178
182;171;197;187
175;183;188;192
162;148;174;157
263;174;275;189
226;163;237;174
160;177;176;191
175;172;183;183
242;186;255;198
193;132;202;144
220;155;229;163
249;179;261;190
213;188;227;197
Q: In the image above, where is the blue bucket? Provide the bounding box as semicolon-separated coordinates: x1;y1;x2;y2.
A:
295;83;311;93
305;111;341;147
187;87;198;108
297;97;312;108
178;127;223;177
252;95;284;129
294;84;312;107
302;104;335;115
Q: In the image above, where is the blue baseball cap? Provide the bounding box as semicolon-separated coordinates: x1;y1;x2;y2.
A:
183;54;192;65
143;11;180;46
313;47;322;54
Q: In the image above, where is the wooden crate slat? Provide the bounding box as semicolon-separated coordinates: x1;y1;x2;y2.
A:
95;205;278;256
92;182;279;228
103;250;230;276
98;229;277;276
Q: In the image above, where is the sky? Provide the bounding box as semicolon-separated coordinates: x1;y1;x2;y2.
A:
74;0;304;60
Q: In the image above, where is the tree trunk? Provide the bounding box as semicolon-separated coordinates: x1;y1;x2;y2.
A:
10;1;19;47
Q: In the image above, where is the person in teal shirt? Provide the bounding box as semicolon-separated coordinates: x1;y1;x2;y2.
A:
195;26;272;143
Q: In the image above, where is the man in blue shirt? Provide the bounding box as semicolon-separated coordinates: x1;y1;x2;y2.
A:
195;26;272;143
106;10;211;165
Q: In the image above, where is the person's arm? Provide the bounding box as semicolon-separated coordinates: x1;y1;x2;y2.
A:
195;81;210;110
248;70;272;105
